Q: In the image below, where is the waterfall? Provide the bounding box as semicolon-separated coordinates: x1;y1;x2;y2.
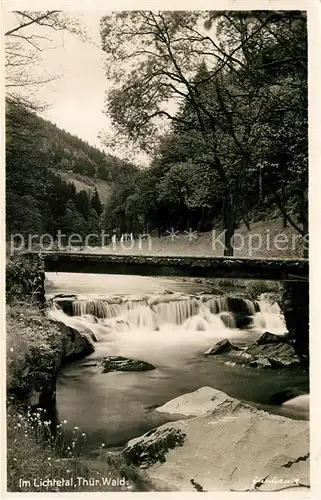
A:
67;295;255;332
152;298;200;325
253;294;286;334
72;300;127;319
205;296;229;314
51;293;287;348
123;305;158;330
49;291;289;367
70;295;239;329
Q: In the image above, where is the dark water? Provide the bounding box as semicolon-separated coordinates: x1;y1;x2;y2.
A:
46;273;309;454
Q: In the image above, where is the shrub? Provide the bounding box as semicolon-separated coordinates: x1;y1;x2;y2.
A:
245;280;283;301
6;254;45;305
6;304;64;400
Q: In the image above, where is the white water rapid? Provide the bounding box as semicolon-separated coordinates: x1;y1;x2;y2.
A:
48;291;286;367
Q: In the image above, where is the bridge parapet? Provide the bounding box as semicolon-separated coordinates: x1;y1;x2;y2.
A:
25;252;308;282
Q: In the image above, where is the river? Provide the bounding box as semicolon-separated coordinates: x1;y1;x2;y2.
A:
45;273;309;454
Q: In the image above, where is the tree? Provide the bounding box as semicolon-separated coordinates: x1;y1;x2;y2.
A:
60;199;87;237
101;10;307;255
91;188;103;216
75;190;90;219
206;11;307;241
5;10;86;110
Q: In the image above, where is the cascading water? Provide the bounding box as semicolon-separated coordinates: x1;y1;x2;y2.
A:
53;291;286;335
45;274;307;453
54;294;245;334
50;293;270;367
252;293;286;334
151;297;200;326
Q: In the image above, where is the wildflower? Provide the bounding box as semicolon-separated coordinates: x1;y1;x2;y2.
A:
47;457;51;461
62;420;67;424
17;423;21;428
101;443;105;448
74;426;79;430
81;433;86;437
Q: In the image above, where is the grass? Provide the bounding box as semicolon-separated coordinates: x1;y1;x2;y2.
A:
54;168;111;203
7;402;140;492
205;278;282;300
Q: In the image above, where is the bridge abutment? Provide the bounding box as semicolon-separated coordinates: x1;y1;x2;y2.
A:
283;281;309;362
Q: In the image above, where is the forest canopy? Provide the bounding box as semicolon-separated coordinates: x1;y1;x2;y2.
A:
6;10;307;257
100;10;307;254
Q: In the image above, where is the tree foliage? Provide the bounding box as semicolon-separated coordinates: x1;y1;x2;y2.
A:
5;101;131;242
100;10;307;254
5;10;86;110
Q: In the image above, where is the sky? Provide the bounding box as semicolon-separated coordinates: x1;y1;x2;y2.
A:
39;12;112;150
4;11;119;154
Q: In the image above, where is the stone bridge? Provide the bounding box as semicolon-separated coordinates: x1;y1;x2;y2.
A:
35;252;308;281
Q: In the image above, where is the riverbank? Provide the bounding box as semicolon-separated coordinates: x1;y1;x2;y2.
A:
6;302;140;492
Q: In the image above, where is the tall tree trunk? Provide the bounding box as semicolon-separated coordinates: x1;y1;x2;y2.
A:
299;190;308;259
281;186;288;228
302;217;308;258
223;191;236;256
283;213;288;229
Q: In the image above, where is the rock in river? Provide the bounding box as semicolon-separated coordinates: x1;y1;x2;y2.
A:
205;334;300;368
256;331;289;344
204;339;241;356
56;321;95;362
122;387;309;492
98;356;155;373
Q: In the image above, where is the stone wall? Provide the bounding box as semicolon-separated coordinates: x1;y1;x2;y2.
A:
283;281;309;361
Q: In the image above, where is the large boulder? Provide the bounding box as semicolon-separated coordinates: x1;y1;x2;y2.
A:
244;341;300;368
225;296;256;328
205;335;300;369
156;386;236;417
98;356;155;373
227;296;256;314
56;321;95;363
123;387;309;492
123;427;186;467
53;297;75;316
256;331;289;344
204;339;241;356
